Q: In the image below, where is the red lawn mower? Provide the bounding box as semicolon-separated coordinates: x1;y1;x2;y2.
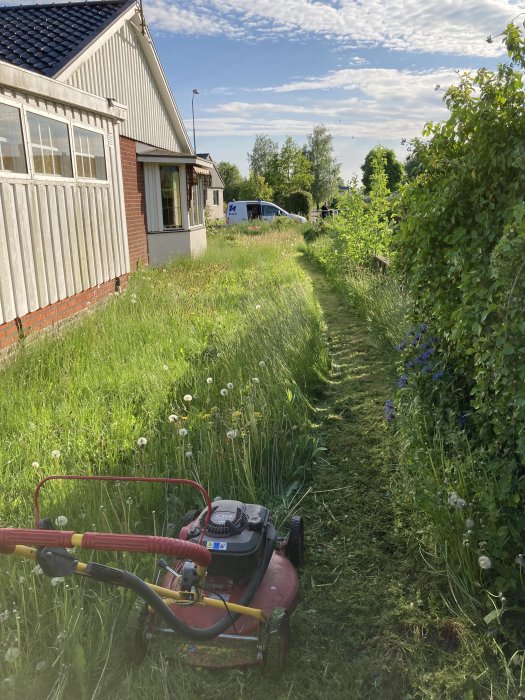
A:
0;475;304;672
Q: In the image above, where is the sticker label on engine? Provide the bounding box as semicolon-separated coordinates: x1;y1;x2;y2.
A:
206;541;228;550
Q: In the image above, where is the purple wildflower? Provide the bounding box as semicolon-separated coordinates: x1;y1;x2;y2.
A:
397;374;409;388
432;369;444;381
397;341;407;351
419;323;428;333
384;399;395;422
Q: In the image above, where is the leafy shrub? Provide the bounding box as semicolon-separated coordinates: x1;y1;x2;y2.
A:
284;190;313;217
394;23;525;644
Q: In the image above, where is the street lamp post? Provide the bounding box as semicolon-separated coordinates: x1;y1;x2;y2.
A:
191;88;199;153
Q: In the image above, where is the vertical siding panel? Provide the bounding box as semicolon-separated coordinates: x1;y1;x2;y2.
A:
65;186;89;289
26;184;49;308
0;188;16;323
55;187;81;294
37;185;58;304
65;25;181;151
52;186;74;298
2;185;29;316
13;184;39;311
95;187;110;279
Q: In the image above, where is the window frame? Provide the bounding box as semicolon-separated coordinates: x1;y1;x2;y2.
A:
72;122;109;183
25;106;75;181
0;96;30;180
0;99;110;184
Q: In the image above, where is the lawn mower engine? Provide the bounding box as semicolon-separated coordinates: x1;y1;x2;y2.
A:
184;499;271;582
141;497;303;669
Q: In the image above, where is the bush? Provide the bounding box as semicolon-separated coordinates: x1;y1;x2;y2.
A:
394;23;525;644
284;190;313;217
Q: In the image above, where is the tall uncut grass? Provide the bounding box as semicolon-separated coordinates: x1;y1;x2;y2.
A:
0;227;327;698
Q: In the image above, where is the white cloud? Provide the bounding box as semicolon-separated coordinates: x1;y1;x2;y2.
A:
195;67;455;141
145;0;524;56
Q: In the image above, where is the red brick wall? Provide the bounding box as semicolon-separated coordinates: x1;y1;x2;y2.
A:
120;135;149;270
0;275;128;352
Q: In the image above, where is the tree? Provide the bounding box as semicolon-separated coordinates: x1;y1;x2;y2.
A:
265;137;312;204
237;173;273;201
216;161;243;203
361;146;403;193
305;125;340;209
404;139;426;181
247;135;279;178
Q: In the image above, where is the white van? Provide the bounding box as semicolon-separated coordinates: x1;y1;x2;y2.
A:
226;200;307;225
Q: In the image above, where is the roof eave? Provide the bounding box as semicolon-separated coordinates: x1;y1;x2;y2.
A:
0;60;127;120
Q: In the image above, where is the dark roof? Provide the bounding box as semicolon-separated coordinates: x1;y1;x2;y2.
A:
0;0;136;77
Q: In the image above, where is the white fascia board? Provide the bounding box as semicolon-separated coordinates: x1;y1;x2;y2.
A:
54;4;137;83
0;61;127;121
128;17;194;154
137;155;213;168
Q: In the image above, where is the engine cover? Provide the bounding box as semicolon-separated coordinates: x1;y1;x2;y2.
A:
185;500;270;581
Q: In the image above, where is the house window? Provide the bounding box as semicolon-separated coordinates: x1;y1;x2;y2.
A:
189;176;204;226
0;102;27;174
213;190;219;206
27;112;72;177
160;166;182;228
74;126;106;180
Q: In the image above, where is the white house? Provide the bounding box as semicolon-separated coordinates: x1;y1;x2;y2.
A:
0;0;211;350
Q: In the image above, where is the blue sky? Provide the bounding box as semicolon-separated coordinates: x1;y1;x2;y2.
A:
4;0;523;182
145;0;521;182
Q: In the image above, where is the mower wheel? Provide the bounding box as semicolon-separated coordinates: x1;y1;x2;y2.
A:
123;600;151;664
264;608;289;677
181;509;201;527
285;516;304;567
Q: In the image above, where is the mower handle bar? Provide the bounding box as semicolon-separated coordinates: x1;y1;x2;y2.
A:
0;528;212;567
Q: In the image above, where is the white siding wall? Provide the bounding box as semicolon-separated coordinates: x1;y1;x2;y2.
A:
66;23;182;153
0;87;127;325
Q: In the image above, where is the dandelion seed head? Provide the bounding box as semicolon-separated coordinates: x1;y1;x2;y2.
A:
55;516;68;527
36;661;47;672
168;414;179;422
259;360;266;368
185;451;193;459
226;429;239;439
163;365;169;371
33;565;43;576
51;450;61;459
478;555;492;570
4;647;20;664
31;461;39;469
227;382;234;390
255;304;261;310
183;394;193;402
206;377;213;384
178;428;188;437
137;437;148;447
220;388;228;396
465;518;475;529
252;377;259;384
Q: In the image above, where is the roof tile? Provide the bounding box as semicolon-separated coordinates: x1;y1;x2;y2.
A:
0;0;135;77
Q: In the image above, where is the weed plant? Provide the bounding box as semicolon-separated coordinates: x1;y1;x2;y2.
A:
0;229;327;698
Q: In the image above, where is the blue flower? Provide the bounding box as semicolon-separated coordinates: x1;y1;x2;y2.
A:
432;369;444;381
384;399;395;422
397;341;407;351
397;374;409;388
419;323;428;333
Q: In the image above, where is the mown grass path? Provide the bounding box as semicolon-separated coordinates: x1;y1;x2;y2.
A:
284;260;413;699
245;259;477;700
